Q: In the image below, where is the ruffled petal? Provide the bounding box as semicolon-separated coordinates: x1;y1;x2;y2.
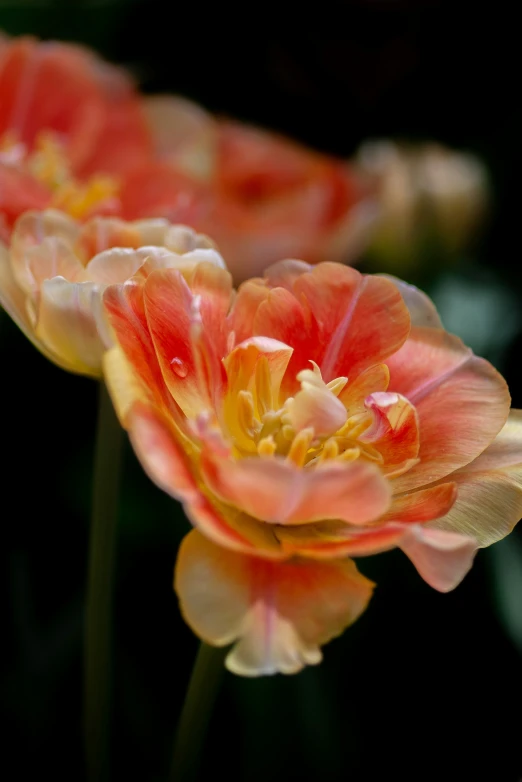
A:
361;391;419;472
388;327;510;492
427;410;522;546
200;450;391;525
175;529;374;676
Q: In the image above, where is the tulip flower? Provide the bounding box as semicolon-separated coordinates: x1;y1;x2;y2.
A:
141;96;376;280
0;209;220;376
102;250;522;676
0;35;203;240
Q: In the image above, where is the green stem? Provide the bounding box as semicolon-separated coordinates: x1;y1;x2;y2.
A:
84;382;124;782
170;642;227;781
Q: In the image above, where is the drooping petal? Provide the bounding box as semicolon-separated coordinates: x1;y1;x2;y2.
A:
388;326;510;492
200;450;391;525
427;410;522;546
175;529;374;676
399;525;478;592
33;277;104;376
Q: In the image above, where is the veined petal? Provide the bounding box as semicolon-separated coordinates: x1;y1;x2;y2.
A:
200;451;391;525
380;482;458;524
388;327;510;492
227;277;270;345
34;277;104;376
399;526;478;592
175;530;374;676
103;278;174;413
254;262;410;392
276;521;408;559
381;274;443;328
427;410;522;546
143;266;231;417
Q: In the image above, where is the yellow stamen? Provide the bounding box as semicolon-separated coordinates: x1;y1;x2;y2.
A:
51;175;119;219
338;447;361;462
320;438;339;461
326;376;348;396
287;428;315;467
257;436;277;458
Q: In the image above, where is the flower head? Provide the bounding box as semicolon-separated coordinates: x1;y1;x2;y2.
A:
0;34;160;238
0;210;220;376
142;97;376;280
103;247;522;676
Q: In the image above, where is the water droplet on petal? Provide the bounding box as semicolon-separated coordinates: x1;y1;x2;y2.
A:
171;357;188;378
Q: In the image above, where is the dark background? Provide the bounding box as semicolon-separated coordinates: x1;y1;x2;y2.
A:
1;2;521;780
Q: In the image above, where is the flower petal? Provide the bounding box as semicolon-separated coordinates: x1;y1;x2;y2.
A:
255;262;411;391
399;526;478;592
200;451;391;525
361;391;419;471
388;327;510;492
381;274;443;328
427;410;522;547
143;265;232;417
34;277;104;376
175;529;374;676
143;95;216;179
381;482;458;524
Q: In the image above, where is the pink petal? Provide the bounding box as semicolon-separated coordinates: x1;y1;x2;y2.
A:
399;526;478;592
200;451;391;525
388;326;510;492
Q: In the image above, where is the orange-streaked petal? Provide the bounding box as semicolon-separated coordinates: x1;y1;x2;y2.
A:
143;266;231;417
338;363;390;412
388;326;510;492
123;400;282;558
275;521;408;559
254;262;410;392
227;277;269;345
399;526;477;592
175;529;374;676
200;451;391;525
361;391;419;470
380;482;458;524
103;279;173;413
34;277;104;376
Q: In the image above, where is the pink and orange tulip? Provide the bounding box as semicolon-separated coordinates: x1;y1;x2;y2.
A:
143;96;375;280
0;35;205;239
0;35;373;282
102;246;522;676
0;210;220;376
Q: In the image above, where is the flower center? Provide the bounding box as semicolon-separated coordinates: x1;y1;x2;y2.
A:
225;357;380;469
0;130;120;219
